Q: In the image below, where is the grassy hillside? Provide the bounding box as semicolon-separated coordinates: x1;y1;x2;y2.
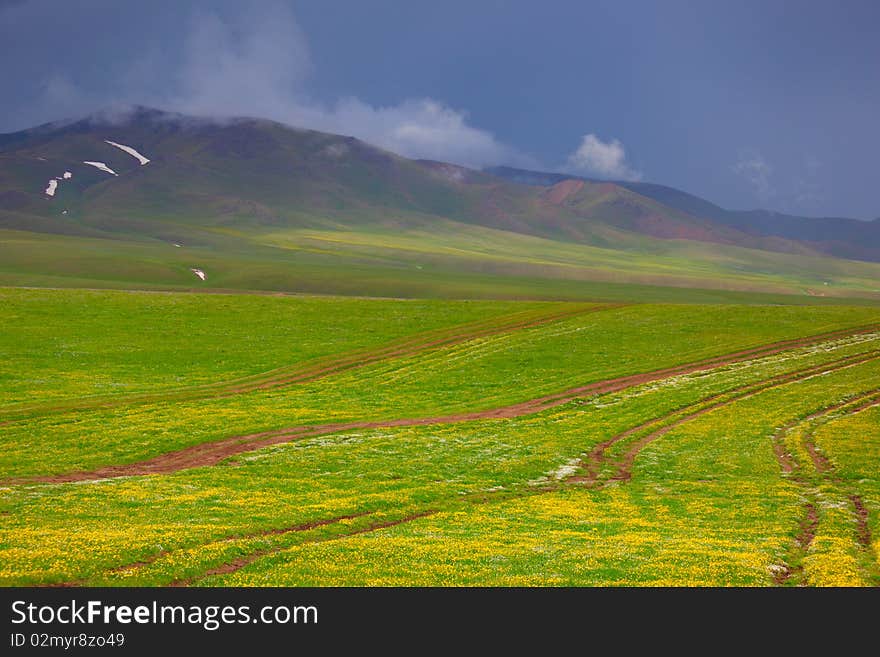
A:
490;165;880;262
2;107;878;303
2;224;879;305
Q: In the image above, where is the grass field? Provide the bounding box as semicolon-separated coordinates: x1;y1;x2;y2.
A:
1;286;879;586
0;287;556;406
2;225;880;306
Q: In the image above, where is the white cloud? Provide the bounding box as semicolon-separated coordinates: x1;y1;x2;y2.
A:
20;1;523;169
169;5;312;120
306;97;518;167
146;2;521;169
563;133;642;181
733;150;773;199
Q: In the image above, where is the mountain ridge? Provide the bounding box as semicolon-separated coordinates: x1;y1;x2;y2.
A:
0;106;878;302
487;165;880;262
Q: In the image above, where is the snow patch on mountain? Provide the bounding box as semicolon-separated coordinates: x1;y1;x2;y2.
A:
83;161;118;176
104;140;151;165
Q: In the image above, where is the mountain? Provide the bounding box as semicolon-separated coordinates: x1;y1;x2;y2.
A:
488;166;880;262
1;106;878;303
0;108;820;253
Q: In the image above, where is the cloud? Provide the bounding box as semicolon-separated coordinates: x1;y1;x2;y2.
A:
42;74;89;110
792;155;824;207
734;151;828;212
300;97;519;167
30;1;522;169
563;134;642;181
169;4;312;120
732;150;774;199
165;5;520;168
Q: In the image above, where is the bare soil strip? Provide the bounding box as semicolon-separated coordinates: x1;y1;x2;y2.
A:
568;350;880;485
10;327;880;486
850;495;872;551
169;510;438;587
175;493;544;587
770;390;880;585
799;395;880;478
111;511;371;575
68;488;549;587
67;488;552;587
799;396;880;580
44;511;371;588
2;303;612;422
45;393;880;587
774;503;820;586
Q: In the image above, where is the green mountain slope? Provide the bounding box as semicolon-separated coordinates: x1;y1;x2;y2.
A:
488;165;880;262
1;107;878;303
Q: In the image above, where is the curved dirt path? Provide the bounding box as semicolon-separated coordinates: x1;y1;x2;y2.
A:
138;387;880;587
55;488;553;587
607;352;880;484
568;350;880;486
9;325;879;486
55;482;557;587
39;374;880;587
770;389;880;585
45;511;372;589
2;303;613;422
799;395;880;570
772;503;821;586
169;510;439;587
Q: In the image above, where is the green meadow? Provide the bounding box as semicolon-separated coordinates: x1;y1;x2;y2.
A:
2;223;880;305
1;287;878;586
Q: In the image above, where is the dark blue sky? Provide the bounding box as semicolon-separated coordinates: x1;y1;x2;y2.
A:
2;0;878;218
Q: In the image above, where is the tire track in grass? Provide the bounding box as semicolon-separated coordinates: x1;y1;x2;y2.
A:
112;510;372;573
610;357;880;485
2;303;613;422
165;390;880;588
567;350;880;486
770;390;880;586
172;485;574;587
171;487;561;587
771;503;820;586
60;488;552;586
44;511;373;587
40;393;880;587
850;495;872;553
799;395;880;581
169;509;439;587
9;329;880;486
53;486;556;587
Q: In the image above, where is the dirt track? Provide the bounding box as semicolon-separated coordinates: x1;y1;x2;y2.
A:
769;389;880;585
3;303;614;422
37;346;880;587
11;324;879;486
168;510;438;586
570;350;880;485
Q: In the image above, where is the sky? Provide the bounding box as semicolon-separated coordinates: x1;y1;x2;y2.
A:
1;0;878;219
